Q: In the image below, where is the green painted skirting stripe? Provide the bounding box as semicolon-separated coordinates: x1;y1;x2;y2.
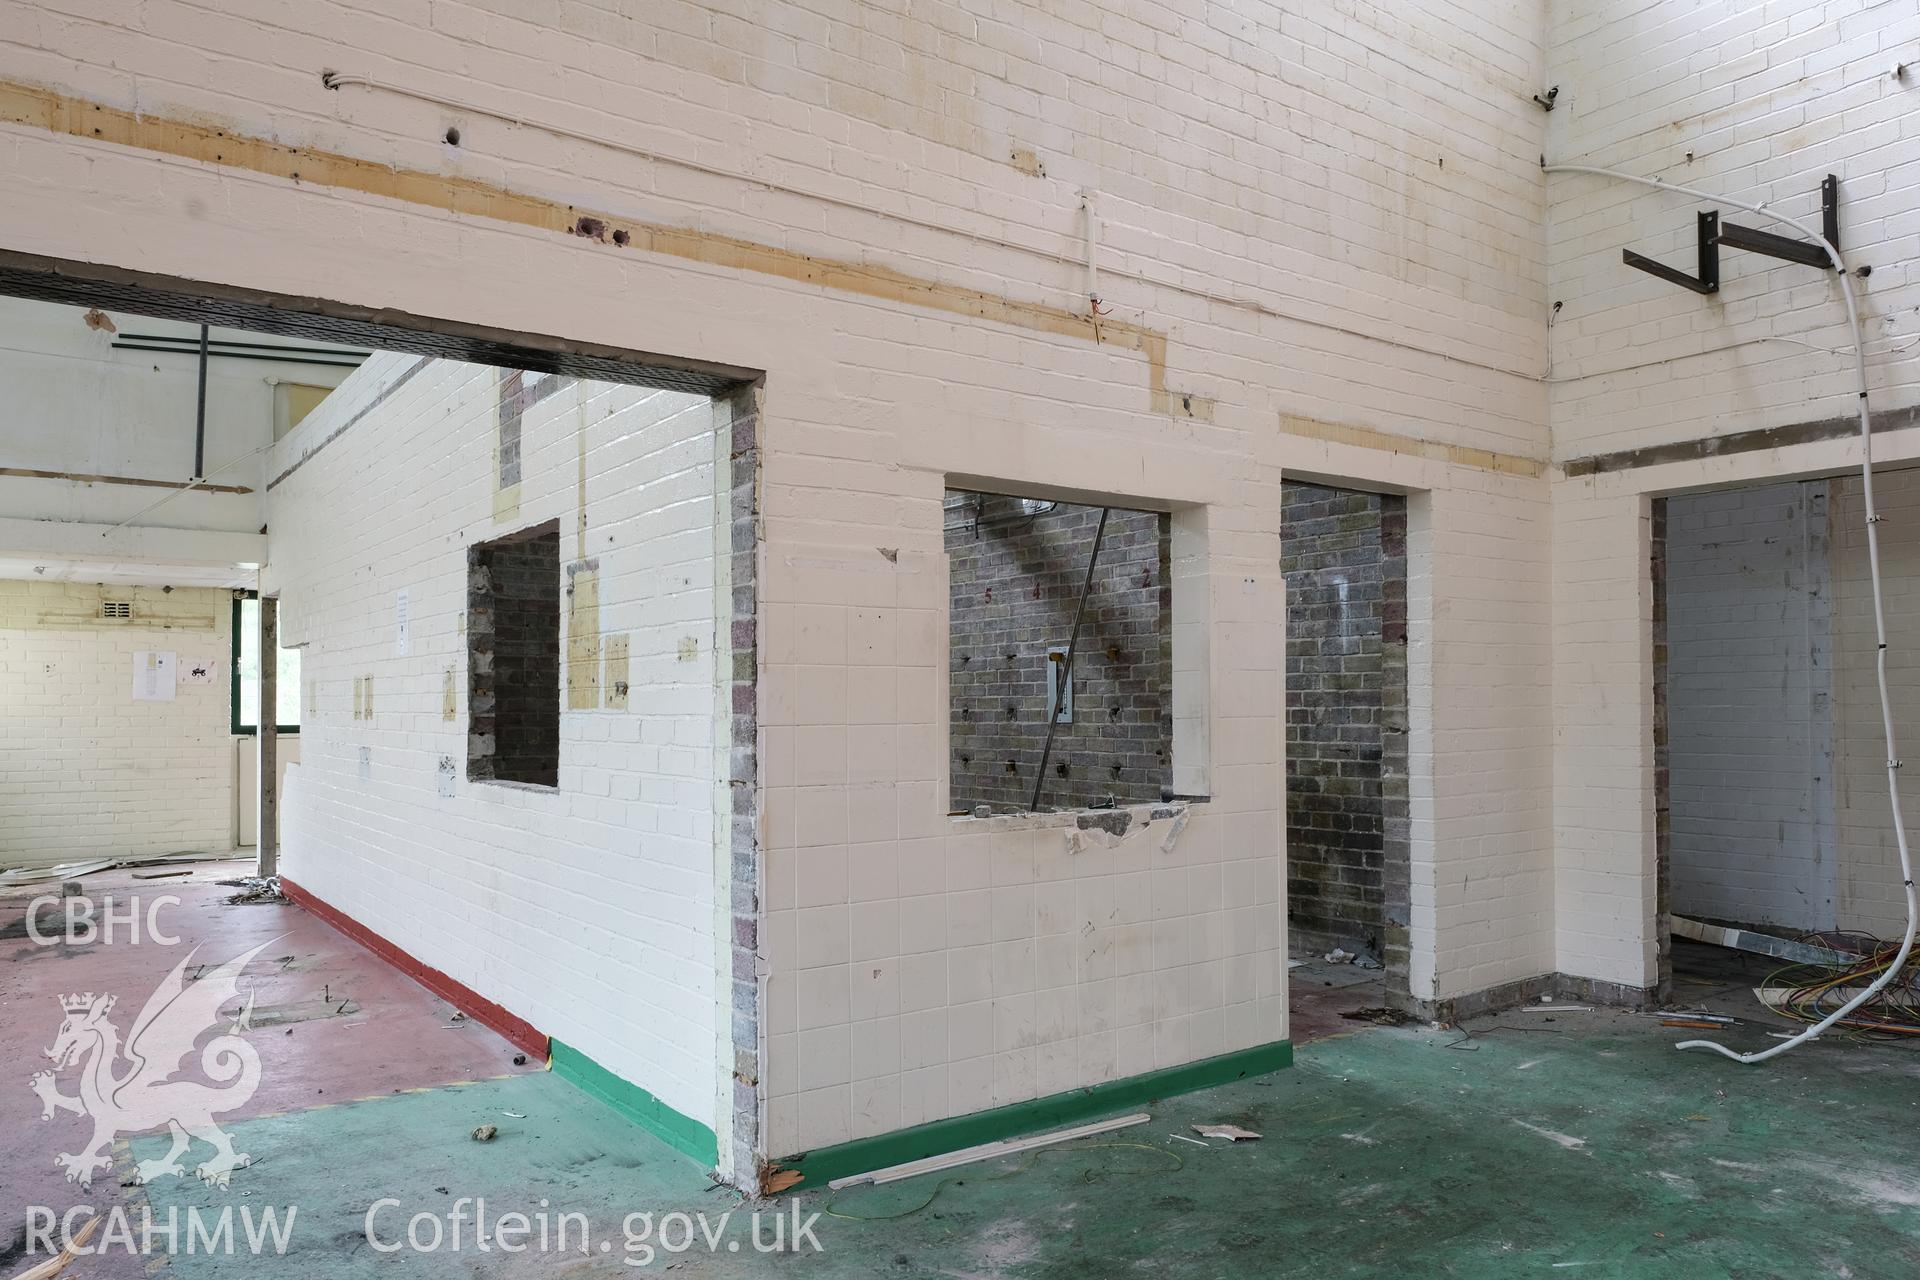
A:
781;1038;1292;1188
549;1039;719;1167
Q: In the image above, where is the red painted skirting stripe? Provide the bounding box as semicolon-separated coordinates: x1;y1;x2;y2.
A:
281;877;550;1062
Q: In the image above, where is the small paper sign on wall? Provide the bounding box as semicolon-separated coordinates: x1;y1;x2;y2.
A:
132;651;177;702
396;588;411;657
181;656;216;685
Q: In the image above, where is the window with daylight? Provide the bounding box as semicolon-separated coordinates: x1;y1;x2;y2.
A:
232;594;301;735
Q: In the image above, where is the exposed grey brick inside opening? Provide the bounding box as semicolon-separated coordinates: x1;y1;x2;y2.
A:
1282;483;1407;965
468;521;561;787
946;494;1171;812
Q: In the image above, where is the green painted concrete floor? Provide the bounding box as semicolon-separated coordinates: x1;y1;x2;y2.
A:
129;1004;1920;1278
14;877;1919;1279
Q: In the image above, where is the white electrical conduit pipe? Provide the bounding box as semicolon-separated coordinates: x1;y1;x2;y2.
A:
322;70;1546;378
1545;162;1919;1063
1080;188;1102;315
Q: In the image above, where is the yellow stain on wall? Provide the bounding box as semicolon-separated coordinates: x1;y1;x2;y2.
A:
566;563;601;711
604;634;630;711
0;77;1210;418
1;581;221;632
1279;414;1543;478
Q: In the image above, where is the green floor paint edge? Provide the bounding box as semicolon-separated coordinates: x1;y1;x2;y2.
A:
782;1038;1292;1187
548;1038;719;1167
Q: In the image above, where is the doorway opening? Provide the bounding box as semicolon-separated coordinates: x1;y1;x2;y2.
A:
1281;480;1411;1037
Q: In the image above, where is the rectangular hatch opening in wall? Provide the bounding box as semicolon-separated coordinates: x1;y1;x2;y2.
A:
467;520;562;789
944;488;1173;815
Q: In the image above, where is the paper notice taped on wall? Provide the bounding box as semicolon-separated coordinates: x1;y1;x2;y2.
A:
181;656;215;685
395;588;411;657
133;651;176;702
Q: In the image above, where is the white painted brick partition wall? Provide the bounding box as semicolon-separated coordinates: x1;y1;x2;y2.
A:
1665;483;1835;931
265;355;725;1131
0;0;1569;1167
0;581;234;866
1831;467;1920;938
1546;1;1920;990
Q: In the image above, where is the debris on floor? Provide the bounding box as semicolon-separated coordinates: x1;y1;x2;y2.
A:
827;1113;1151;1190
1341;1006;1422;1027
1671;915;1862;967
219;875;286;905
1191;1123;1261;1141
472;1124;498;1142
14;1211;101;1280
0;849;225;888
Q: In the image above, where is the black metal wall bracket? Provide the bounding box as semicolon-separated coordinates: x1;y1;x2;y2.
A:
1715;174;1839;270
1623;210;1720;294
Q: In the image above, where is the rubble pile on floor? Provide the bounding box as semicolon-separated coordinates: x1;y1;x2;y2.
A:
219;875;286;905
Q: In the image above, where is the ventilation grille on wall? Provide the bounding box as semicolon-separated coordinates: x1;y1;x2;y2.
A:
100;601;132;619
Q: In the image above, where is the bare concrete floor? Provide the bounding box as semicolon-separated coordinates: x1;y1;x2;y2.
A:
6;880;1919;1278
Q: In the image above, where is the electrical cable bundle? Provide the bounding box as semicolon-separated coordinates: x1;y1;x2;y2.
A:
1760;931;1920;1038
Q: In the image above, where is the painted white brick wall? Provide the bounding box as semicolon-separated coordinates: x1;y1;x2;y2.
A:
0;581;234;866
0;0;1570;1153
757;461;1291;1153
1551;480;1656;987
1664;482;1835;930
0;0;1552;456
1546;0;1920;462
1542;0;1920;989
1411;478;1556;1001
1830;466;1920;939
265;353;726;1131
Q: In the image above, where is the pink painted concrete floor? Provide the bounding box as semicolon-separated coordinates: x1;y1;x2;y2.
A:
0;864;539;1274
1288;955;1389;1044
